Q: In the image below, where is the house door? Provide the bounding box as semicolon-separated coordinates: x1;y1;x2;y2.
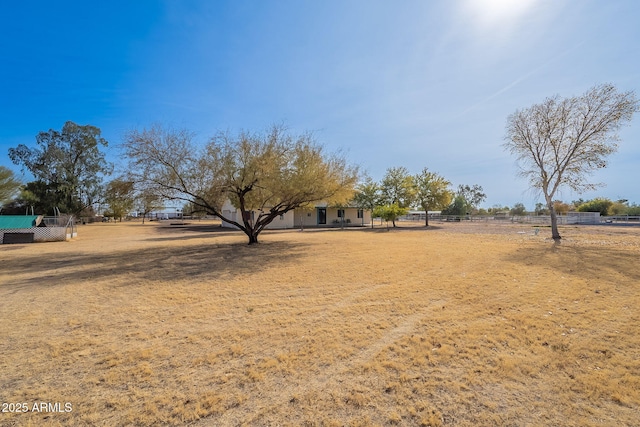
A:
317;208;326;225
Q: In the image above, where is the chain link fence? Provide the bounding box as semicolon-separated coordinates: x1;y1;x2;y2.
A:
0;215;76;244
399;212;616;225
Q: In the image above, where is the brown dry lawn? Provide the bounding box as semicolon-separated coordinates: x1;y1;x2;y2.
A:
1;220;639;426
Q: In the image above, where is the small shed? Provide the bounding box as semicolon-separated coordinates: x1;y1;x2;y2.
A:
0;215;72;244
0;215;42;244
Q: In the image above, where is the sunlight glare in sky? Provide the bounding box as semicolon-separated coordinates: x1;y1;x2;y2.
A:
461;0;538;34
1;1;639;208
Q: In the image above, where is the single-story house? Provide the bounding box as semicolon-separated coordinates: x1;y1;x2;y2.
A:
220;201;295;229
220;200;371;229
294;202;371;228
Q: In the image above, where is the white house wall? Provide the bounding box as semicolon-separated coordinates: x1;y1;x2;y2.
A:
296;209;319;227
296;207;371;227
219;200;371;229
219;200;296;229
335;207;370;226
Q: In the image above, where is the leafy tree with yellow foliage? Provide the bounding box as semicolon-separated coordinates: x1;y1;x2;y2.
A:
123;125;358;244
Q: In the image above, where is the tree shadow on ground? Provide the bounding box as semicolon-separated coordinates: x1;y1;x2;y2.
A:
149;224;354;241
156;223;229;233
146;223;240;242
505;243;640;284
1;239;308;292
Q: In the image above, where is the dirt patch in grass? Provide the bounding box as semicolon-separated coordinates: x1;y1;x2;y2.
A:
1;220;639;426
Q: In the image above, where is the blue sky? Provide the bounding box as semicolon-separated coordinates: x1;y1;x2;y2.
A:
1;0;639;209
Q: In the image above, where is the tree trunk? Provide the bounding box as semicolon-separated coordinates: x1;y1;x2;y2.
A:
247;231;259;245
425;212;429;227
547;200;561;242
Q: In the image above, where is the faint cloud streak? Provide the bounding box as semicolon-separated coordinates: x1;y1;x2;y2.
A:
456;41;586;118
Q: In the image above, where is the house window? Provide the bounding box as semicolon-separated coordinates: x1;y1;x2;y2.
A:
357;209;363;219
279;214;284;220
337;209;345;218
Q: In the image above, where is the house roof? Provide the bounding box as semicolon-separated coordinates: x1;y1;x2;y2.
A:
0;215;42;229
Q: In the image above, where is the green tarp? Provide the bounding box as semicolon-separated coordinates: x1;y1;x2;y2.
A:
0;215;42;229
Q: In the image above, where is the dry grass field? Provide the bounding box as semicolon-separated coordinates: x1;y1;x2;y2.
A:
1;219;639;426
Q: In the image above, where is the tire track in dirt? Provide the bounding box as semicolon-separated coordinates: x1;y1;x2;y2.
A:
206;298;446;426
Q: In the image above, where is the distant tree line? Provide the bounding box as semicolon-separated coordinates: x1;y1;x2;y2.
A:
2;123;639;226
480;198;640;217
353;168;486;228
2;83;638;244
2;121;485;236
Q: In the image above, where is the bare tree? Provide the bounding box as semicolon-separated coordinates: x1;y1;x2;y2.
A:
134;188;163;224
123;124;358;244
504;84;638;241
